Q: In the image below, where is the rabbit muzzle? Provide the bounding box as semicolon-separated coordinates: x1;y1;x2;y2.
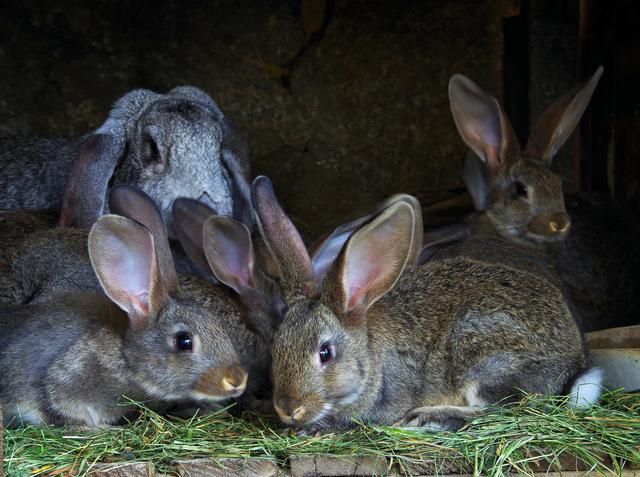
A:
527;212;571;241
192;365;248;400
273;395;330;426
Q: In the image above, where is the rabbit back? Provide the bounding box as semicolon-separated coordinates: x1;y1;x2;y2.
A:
0;136;80;210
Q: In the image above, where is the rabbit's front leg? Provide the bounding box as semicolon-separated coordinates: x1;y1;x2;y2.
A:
395;405;483;431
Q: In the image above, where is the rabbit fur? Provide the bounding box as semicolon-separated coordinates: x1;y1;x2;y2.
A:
252;176;598;433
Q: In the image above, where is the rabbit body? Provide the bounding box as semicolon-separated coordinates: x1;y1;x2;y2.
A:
251;176;594;433
272;255;586;431
0;137;80;210
0;288;246;427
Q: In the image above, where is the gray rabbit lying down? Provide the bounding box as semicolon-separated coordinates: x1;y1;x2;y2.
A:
251;176;600;433
0;187;281;427
448;66;603;245
0;215;247;427
0;86;252;235
431;66;640;332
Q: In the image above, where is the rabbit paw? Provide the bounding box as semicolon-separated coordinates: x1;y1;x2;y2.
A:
395;406;471;431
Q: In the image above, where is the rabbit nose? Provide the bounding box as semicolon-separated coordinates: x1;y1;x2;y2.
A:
221;366;248;394
549;213;570;234
274;399;307;424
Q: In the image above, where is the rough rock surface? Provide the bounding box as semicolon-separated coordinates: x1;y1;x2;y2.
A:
0;0;515;238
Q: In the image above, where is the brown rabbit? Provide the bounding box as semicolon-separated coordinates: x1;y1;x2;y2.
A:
0;212;247;427
448;66;603;245
253;176;599;432
439;66;639;331
172;198;285;342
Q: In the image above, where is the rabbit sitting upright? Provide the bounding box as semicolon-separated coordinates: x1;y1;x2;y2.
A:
0;86;252;236
0;210;248;427
252;176;599;433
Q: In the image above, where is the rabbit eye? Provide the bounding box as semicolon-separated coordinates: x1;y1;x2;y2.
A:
514;181;528;198
174;332;194;352
318;342;334;365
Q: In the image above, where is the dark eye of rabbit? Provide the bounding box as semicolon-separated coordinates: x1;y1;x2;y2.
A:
514;181;528;198
318;342;334;365
174;332;194;352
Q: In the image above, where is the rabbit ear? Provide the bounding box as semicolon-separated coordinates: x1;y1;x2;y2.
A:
527;66;604;162
251;176;315;298
418;224;470;265
310;215;371;284
59;132;126;229
221;117;254;228
329;201;415;323
172;198;217;275
449;74;519;176
311;194;423;283
88;215;167;325
202;216;255;294
462;150;490;211
108;185;178;294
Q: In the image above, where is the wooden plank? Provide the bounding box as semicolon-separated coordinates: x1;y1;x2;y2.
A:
289;455;388;477
88;462;155;477
588;349;640;391
174;458;278;477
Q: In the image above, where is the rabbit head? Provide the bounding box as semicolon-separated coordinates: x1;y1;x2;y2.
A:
92;186;249;403
252;176;417;428
60;86;252;236
449;66;603;244
172;197;286;338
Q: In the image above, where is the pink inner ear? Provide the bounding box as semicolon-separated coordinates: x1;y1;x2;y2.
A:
203;218;254;294
343;247;385;312
130;291;150;316
484;144;502;172
89;216;158;321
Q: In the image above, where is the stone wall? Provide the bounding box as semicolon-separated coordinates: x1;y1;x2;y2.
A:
0;0;517;238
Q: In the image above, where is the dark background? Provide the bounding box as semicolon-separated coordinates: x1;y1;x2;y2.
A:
0;0;637;239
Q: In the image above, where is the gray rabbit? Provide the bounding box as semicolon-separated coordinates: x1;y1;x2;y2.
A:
437;67;639;331
252;176;599;433
0;86;252;235
427;68;593;291
0;211;248;427
0;186;280;415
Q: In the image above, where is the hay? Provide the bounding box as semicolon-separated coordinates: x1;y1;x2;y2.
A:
3;390;640;476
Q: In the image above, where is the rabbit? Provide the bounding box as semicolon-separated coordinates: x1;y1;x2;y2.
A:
0;186;278;414
437;66;639;331
0;85;253;236
0;212;249;428
447;66;603;246
251;176;599;433
422;68;601;292
172;197;285;342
